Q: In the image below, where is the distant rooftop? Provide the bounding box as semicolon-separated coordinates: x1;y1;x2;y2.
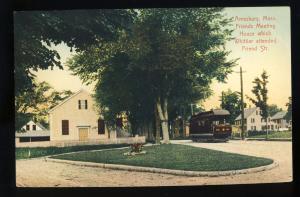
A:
271;111;287;120
211;109;230;116
235;107;258;120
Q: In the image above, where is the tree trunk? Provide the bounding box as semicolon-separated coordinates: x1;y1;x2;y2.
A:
147;124;150;140
170;121;174;139
141;124;146;137
107;126;111;139
148;122;154;141
155;105;161;144
266;118;269;139
182;119;186;137
156;97;170;144
175;119;180;137
136;125;142;136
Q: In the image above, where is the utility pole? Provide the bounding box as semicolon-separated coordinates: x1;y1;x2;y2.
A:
220;91;224;108
240;67;245;140
190;104;194;116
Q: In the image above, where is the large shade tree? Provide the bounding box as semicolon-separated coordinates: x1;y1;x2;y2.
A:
68;8;237;143
15;80;74;130
14;9;136;96
14;10;136;130
220;89;246;124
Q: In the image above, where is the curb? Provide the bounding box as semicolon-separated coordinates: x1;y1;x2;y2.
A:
246;138;292;142
231;138;292;142
45;157;278;177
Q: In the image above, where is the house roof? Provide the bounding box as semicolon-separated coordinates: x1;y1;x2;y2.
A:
21;120;47;131
271;111;287;120
211;109;230;116
15;130;50;137
235;107;258;120
36;123;47;130
48;89;90;113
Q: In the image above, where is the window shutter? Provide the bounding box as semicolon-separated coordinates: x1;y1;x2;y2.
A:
78;100;81;109
85;100;88;109
98;119;105;134
62;120;69;135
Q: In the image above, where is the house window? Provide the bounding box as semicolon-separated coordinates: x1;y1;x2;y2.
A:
254;126;256;131
78;100;88;109
26;125;30;130
62;120;69;135
116;117;123;128
98;119;105;134
32;125;36;131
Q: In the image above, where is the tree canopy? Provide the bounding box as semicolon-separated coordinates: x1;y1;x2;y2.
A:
247;70;269;119
15;80;74;130
267;104;282;117
284;97;292;122
220;89;245;124
14;9;136;97
68;8;237;142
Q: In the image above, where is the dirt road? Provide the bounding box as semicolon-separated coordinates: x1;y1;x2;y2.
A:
16;140;292;187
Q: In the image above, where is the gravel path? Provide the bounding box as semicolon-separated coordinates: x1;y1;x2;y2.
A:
16;140;292;187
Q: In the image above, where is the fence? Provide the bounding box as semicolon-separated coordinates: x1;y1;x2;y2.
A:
15;136;146;148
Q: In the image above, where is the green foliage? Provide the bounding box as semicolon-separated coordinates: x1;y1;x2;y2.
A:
220;89;244;124
247;70;269;119
267;104;282;117
51;144;273;171
15;80;74;130
68;8;237;136
249;131;292;139
15;112;33;131
14;9;136;97
285;97;292;122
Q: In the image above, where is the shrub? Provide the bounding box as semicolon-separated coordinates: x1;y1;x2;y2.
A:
130;143;144;153
248;130;276;137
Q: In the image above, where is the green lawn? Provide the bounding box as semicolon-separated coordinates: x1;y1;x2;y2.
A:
16;144;130;160
50;144;273;171
250;131;292;139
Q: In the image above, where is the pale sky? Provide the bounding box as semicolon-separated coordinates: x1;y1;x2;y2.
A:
33;7;291;110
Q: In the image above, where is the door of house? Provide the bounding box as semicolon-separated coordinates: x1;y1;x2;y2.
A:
78;128;89;141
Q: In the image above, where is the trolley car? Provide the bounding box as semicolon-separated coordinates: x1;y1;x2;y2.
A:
189;109;232;142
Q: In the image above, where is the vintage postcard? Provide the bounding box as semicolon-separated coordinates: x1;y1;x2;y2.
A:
14;7;292;187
